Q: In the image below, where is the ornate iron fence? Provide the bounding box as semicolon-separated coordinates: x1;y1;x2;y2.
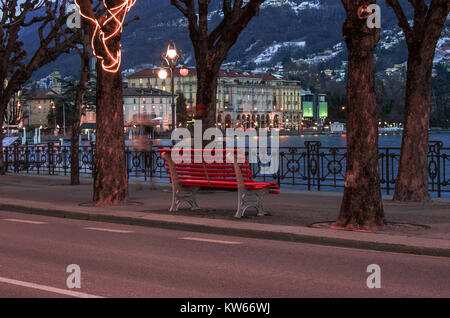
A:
2;140;449;197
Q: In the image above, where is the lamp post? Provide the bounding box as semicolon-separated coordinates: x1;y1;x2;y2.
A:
28;100;31;127
51;101;56;136
62;102;66;136
158;42;189;131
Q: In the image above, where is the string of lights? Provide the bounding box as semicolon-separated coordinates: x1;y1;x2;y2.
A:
74;0;136;73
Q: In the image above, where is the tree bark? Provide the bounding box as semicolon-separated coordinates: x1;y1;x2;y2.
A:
0;1;81;162
92;61;128;205
171;0;265;132
333;0;386;231
388;0;450;202
75;0;134;205
70;37;91;186
393;51;434;202
0;106;5;175
195;64;220;130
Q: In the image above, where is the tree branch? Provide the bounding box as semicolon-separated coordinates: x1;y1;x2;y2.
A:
386;0;413;43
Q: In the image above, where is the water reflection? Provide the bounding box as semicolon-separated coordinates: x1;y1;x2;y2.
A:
153;131;450;148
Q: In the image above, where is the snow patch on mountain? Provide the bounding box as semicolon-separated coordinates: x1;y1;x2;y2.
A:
245;40;261;53
434;36;450;63
261;0;321;14
253;41;306;64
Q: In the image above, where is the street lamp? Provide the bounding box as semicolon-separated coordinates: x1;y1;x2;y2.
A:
158;41;189;131
62;102;66;136
51;101;56;135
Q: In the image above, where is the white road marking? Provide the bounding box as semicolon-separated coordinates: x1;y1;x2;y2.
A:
84;227;134;234
0;276;104;298
180;237;242;245
3;218;47;225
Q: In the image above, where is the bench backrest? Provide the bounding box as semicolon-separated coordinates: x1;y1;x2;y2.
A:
159;149;255;187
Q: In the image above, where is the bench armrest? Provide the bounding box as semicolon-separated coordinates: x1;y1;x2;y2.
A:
161;152;183;193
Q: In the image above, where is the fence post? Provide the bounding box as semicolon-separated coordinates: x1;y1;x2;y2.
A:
427;140;441;197
4;146;8;173
48;142;54;175
150;147;154;181
305;143;311;191
317;142;321;191
13;143;19;173
385;148;390;195
90;142;96;178
437;141;442;198
277;149;281;186
305;141;321;191
25;146;29;174
63;146;68;176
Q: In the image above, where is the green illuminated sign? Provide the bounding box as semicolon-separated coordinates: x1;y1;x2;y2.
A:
303;101;313;117
319;102;328;118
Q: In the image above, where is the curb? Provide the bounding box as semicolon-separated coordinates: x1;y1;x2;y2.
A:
1;203;449;258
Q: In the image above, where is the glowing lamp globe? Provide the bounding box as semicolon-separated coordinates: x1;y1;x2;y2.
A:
158;69;168;80
167;48;177;60
180;67;189;77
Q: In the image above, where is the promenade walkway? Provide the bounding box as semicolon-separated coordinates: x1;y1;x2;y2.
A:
1;174;449;256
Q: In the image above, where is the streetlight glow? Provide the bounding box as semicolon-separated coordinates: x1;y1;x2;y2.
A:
167;48;177;59
159;41;188;131
166;41;178;60
158;68;168;80
180;67;189;77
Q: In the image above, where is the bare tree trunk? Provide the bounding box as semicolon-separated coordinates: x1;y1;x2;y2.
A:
386;0;449;202
393;52;434;202
70;38;91;186
333;0;385;231
171;0;265;132
195;65;219;130
0;106;4;175
75;0;134;205
92;60;128;205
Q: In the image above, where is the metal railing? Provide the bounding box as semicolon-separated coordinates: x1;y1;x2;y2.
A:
2;140;449;197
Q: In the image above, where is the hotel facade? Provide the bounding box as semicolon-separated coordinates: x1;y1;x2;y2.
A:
127;68;303;130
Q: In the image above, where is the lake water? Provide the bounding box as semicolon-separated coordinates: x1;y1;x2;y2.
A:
151;130;450;198
153;131;450;148
277;131;450;148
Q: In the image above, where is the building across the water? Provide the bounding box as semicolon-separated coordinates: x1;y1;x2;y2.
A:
19;69;328;134
301;90;328;128
127;68;304;130
80;85;173;133
122;86;173;132
21;89;59;127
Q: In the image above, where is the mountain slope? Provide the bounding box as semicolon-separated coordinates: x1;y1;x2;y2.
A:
25;0;447;80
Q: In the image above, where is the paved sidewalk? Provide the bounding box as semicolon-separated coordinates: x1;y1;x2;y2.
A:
1;174;449;256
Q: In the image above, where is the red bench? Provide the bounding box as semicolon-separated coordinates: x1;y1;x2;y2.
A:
158;149;280;218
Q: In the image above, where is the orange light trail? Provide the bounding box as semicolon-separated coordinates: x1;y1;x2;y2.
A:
74;0;137;73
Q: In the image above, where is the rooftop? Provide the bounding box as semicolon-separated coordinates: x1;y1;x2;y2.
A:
128;68;290;82
22;89;59;100
123;87;172;97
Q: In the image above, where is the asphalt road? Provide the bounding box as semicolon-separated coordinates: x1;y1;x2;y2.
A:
0;210;449;298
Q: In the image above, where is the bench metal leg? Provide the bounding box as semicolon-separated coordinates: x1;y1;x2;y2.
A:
255;189;271;217
235;188;269;218
170;187;200;212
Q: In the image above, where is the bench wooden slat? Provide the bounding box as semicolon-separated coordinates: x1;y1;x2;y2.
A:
159;148;280;193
